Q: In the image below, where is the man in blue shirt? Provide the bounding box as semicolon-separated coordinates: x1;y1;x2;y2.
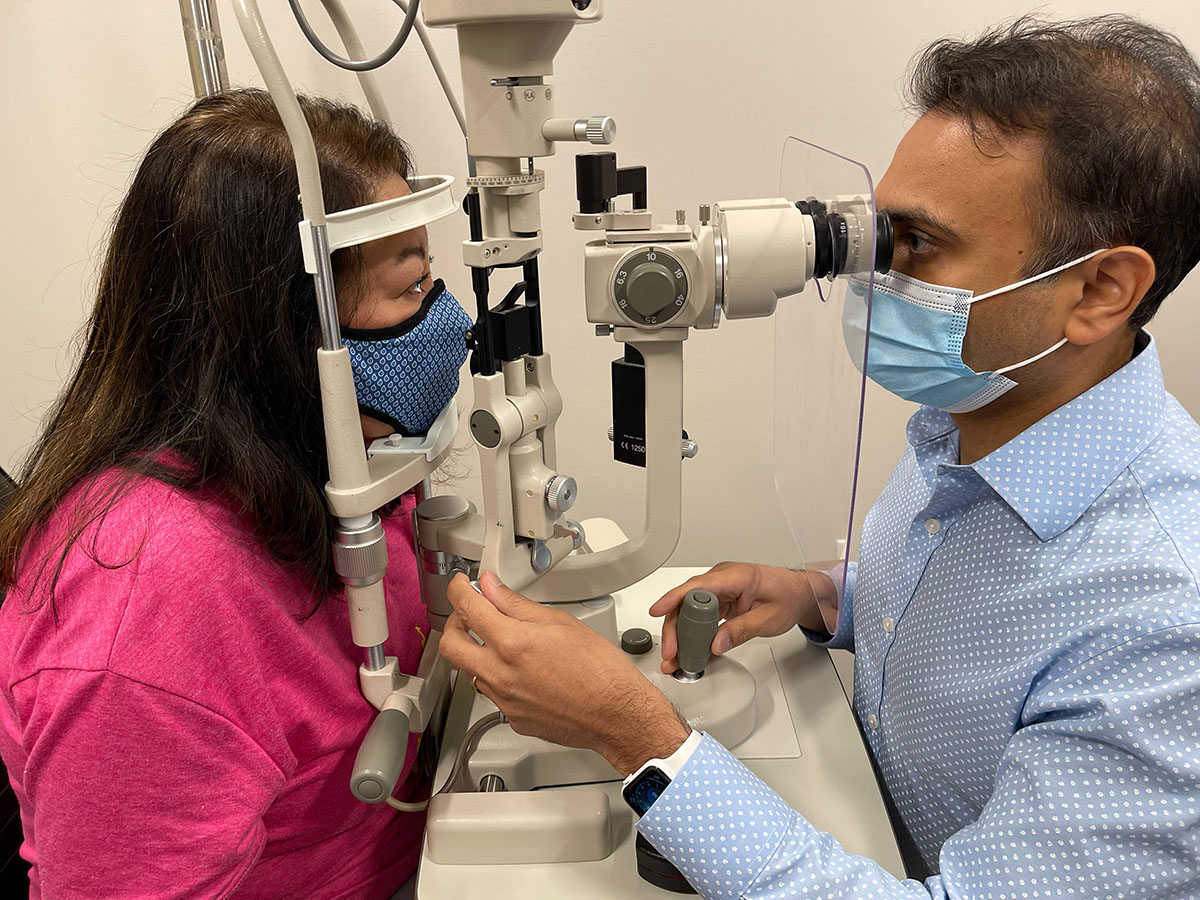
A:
441;16;1200;899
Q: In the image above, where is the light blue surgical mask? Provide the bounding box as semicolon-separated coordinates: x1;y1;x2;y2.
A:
342;279;472;435
842;250;1104;413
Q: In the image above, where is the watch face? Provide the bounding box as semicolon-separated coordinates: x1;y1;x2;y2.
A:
622;767;672;816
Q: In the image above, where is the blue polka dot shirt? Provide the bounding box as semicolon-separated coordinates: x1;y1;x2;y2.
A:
638;334;1200;898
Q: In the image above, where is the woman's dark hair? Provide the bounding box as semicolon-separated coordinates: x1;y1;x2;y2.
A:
0;88;413;610
907;14;1200;329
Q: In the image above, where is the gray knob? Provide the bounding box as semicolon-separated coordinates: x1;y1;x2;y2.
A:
586;115;617;144
530;539;553;573
676;589;720;678
626;262;677;318
621;627;653;655
350;707;411;803
545;475;578;512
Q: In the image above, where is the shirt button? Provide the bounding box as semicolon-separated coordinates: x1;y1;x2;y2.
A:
866;714;879;730
882;617;895;633
924;518;941;535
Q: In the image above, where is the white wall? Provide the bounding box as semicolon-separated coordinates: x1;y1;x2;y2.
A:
3;1;1198;571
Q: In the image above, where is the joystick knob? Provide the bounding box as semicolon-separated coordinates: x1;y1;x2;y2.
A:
675;589;720;681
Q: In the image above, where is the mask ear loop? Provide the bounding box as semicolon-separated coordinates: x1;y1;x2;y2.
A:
966;249;1104;377
993;337;1070;375
964;249;1108;305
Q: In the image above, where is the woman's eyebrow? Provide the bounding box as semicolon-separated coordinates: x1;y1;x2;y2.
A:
395;245;428;264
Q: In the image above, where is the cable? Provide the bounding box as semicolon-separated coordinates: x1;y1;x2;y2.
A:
386;795;428;812
384;711;507;812
391;0;467;137
317;0;392;122
288;0;420;71
233;0;327;225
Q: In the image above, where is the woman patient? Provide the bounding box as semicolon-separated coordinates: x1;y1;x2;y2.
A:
0;88;471;899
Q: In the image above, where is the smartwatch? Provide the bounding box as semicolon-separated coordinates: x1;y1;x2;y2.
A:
621;730;702;816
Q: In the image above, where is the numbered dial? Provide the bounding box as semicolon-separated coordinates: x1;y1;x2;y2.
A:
613;248;689;326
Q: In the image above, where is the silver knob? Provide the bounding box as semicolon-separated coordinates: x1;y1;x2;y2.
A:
479;774;506;792
556;519;587;551
568;519;587;551
545;475;578;512
585;115;616;144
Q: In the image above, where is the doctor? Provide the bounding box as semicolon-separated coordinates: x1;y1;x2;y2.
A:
441;15;1200;899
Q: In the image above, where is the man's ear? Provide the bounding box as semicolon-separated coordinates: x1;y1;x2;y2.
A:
1064;246;1156;344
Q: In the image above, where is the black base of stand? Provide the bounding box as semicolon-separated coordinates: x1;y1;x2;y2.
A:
635;833;697;894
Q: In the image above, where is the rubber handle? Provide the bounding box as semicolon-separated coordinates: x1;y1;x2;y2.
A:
350;707;411;803
676;589;720;676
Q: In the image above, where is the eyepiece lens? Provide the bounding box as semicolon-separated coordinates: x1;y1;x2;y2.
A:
875;210;894;274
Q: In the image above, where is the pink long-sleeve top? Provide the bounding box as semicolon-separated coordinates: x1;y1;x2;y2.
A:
0;471;429;899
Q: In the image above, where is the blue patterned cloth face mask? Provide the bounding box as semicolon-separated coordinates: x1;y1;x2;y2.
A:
842;250;1104;413
342;278;473;436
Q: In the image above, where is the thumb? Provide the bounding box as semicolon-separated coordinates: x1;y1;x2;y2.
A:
713;605;777;655
478;570;545;622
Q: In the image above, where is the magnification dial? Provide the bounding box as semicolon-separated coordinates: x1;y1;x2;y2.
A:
613;247;689;326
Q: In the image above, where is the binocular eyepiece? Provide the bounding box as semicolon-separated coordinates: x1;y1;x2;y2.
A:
796;198;894;279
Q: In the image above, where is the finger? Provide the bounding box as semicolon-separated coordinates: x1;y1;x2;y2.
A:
468;672;494;702
659;606;680;666
439;610;490;673
714;603;779;655
649;575;706;618
649;564;745;617
446;573;508;643
478;570;548;623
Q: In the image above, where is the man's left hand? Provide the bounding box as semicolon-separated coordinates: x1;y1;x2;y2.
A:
440;572;692;776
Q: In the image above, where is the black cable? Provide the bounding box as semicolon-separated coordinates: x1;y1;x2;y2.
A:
287;0;420;72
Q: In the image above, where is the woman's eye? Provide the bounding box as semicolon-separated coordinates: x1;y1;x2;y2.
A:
403;272;432;296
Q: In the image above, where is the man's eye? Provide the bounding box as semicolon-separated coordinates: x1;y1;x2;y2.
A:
903;232;934;254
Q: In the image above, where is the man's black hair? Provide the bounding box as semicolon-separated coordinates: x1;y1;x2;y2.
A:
908;15;1200;328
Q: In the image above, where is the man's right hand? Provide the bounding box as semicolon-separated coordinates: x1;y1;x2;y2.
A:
649;562;839;675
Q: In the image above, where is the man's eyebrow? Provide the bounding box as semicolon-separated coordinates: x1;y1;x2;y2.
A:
887;206;963;242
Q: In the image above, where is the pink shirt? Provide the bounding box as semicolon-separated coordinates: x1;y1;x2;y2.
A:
0;473;429;899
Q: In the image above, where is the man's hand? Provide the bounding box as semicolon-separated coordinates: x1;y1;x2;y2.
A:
650;562;837;674
440;572;692;776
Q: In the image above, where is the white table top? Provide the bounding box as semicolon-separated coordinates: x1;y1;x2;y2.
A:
417;564;904;897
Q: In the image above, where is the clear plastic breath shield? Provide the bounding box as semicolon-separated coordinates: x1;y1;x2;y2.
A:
774;138;879;596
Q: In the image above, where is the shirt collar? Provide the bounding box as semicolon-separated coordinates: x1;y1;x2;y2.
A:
943;333;1166;541
906;405;958;447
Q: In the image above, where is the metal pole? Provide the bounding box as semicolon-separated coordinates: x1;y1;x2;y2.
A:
312;225;343;350
366;644;387;671
179;0;229;98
